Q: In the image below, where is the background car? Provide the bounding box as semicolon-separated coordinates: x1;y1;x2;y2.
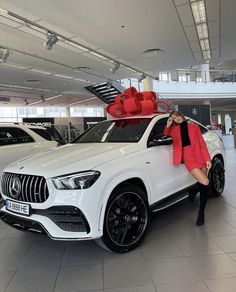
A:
0;114;225;253
0;123;64;175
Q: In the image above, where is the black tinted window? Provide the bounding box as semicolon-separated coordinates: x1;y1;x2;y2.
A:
30;128;53;141
148;118;168;142
0;127;34;146
73;118;152;143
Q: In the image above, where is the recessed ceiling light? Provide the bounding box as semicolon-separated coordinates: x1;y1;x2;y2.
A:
142;48;164;57
75;66;90;71
24;79;41;84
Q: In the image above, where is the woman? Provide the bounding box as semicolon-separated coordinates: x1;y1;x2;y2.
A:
164;110;212;226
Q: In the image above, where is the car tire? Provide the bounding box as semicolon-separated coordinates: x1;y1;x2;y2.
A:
208;157;225;197
96;183;149;253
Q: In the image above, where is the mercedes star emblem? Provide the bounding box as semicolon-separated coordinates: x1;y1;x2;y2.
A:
9;177;21;199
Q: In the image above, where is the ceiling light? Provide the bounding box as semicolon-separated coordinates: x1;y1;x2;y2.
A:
44;32;58;50
190;0;206;24
24;79;41;84
75;66;90;71
45;94;63;101
202;50;211;60
196;23;208;39
30;69;52;75
4;63;29;70
54;74;73;79
124;66;138;73
0;49;10;63
89;51;109;61
74;78;88;82
0;7;8;17
61;40;89;52
190;0;211;61
142;48;164;57
137;73;147;82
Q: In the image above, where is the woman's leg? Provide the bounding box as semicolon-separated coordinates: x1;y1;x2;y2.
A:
190;168;209;185
190;168;209;226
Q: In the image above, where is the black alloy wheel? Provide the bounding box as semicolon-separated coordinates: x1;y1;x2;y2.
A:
98;183;149;253
209;157;225;196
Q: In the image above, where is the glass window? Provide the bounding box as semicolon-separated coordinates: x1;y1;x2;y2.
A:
29;128;53;141
148;118;169;143
73;118;152;143
0;127;34;146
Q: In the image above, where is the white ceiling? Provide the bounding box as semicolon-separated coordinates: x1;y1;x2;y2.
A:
0;0;235;109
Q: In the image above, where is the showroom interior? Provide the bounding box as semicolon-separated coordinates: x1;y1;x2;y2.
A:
0;0;236;291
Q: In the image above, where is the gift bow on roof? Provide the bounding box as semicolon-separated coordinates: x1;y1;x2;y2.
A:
106;87;170;118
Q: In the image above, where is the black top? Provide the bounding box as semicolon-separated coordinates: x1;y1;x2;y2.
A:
180;120;191;147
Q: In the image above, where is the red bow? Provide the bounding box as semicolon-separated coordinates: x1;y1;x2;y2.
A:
106;87;170;118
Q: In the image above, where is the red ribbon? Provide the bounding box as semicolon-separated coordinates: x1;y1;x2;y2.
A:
106;87;170;118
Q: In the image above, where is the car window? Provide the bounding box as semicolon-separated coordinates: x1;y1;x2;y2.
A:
0;127;34;146
73;118;152;143
148;117;168;143
29;128;53;141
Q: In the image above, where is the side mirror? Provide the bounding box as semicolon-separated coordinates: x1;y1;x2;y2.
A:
148;135;173;147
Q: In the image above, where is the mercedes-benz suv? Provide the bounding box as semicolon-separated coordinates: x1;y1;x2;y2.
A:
0;114;225;253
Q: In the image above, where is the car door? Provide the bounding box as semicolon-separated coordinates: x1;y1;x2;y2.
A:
144;117;195;203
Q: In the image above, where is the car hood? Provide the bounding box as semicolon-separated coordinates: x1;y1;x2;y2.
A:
4;143;139;178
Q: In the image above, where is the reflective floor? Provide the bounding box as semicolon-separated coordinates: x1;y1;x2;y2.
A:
0;147;236;292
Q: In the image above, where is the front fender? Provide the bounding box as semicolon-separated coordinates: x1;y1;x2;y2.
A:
97;168;151;232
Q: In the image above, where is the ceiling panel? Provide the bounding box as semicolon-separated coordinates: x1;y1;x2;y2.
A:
0;0;235;109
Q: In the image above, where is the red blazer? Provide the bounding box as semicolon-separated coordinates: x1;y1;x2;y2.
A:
164;122;211;165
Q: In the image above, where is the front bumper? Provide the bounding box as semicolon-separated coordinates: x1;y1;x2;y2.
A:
0;201;94;240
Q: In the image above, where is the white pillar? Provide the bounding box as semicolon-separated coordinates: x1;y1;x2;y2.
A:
201;63;210;82
65;107;70;117
143;77;153;91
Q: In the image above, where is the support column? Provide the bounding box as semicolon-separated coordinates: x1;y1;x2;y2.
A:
201;63;210;82
143;77;153;91
65;107;70;117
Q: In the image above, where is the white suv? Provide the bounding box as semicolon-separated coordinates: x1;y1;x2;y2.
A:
0;114;225;253
0;123;63;175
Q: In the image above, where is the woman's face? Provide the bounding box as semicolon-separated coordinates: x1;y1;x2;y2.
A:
171;114;184;124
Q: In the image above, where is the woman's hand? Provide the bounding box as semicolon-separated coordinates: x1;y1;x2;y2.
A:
167;117;173;127
206;161;212;170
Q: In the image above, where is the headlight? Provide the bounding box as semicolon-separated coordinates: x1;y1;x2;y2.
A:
52;171;100;190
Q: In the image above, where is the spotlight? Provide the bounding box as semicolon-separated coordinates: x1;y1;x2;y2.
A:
40;94;45;102
110;62;120;74
0;49;10;63
138;73;146;82
44;32;58;50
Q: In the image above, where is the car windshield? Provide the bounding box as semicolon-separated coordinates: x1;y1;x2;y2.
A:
72;118;152;143
30;127;65;144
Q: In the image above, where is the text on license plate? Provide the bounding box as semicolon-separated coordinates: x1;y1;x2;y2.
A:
6;200;30;216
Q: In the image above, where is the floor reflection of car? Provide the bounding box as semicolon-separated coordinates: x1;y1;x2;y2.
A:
0;114;225;253
0;123;64;175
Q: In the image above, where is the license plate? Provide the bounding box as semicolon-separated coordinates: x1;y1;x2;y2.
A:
5;199;30;216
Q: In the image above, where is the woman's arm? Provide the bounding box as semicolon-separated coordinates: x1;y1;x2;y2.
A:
164;117;174;136
196;125;211;163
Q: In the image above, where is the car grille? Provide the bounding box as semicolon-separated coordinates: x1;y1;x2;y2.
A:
1;172;49;203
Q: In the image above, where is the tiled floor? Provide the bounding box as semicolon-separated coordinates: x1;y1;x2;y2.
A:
0;147;236;292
